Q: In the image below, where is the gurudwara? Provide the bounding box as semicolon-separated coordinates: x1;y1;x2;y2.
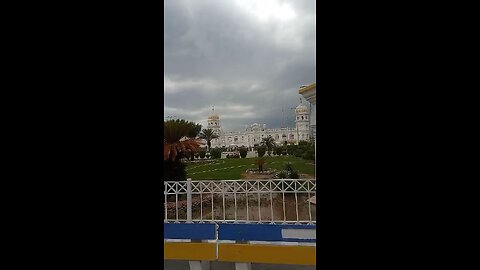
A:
207;100;313;149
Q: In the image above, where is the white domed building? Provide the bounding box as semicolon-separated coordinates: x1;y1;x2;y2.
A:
208;100;313;149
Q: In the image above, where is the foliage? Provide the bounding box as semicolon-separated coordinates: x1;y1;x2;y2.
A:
285;141;315;161
187;123;202;138
289;171;299;179
277;171;287;178
285;162;293;172
274;146;283;156
257;146;266;157
164;160;187;181
239;147;248;158
298;140;309;146
302;149;315;161
255;158;266;171
209;148;222;159
164;119;202;162
199;129;219;151
199;150;206;159
274;162;299;179
260;136;276;156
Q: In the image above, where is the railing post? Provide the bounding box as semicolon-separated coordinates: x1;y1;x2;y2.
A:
187;178;192;223
235;262;251;270
189;260;210;270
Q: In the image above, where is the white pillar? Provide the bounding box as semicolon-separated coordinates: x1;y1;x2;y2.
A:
189;260;210;270
187;178;192;223
235;262;252;270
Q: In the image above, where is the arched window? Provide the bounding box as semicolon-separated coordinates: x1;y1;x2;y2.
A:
301;116;304;120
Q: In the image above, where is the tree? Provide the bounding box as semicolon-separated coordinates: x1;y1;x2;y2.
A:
187;123;202;161
199;129;219;151
164;119;202;181
260;136;276;156
209;148;222;159
274;146;283;156
257;146;266;157
255;158;266;172
239;147;248;158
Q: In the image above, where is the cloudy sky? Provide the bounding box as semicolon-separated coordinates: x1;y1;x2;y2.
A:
164;0;316;131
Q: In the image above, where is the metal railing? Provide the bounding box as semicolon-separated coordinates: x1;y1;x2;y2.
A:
164;179;316;224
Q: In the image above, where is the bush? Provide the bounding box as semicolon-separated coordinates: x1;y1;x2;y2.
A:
298;140;310;146
239;147;248;158
257;146;266;157
274;147;283;156
286;145;298;155
164;160;186;181
302;150;315;161
209;148;222;159
285;162;293;172
288;170;299;179
274;163;300;180
199;150;206;159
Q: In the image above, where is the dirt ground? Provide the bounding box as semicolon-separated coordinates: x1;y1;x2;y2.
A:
167;193;316;222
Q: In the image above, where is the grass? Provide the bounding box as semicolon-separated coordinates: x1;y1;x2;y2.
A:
186;155;315;180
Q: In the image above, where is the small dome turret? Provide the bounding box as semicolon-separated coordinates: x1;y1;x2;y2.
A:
295;103;308;114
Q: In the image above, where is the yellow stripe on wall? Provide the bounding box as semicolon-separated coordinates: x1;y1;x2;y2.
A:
164;242;216;261
218;244;316;265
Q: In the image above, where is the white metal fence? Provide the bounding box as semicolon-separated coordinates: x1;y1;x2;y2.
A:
164;179;316;224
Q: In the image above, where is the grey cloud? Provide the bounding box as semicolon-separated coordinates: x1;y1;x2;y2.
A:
165;0;315;131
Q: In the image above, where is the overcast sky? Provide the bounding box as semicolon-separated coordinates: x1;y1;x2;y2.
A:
164;0;316;131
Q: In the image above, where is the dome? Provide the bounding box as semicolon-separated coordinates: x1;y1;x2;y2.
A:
295;103;308;113
208;114;219;120
208;106;219;120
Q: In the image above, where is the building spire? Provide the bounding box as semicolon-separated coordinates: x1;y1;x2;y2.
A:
212;105;215;113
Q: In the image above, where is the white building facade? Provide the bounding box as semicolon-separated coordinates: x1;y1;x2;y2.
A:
207;101;312;149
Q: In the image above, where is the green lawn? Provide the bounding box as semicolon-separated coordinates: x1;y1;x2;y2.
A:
186;156;315;180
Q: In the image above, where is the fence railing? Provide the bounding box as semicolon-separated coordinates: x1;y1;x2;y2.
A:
164;179;316;224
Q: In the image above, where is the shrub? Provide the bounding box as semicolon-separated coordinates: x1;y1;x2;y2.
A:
257;146;266;157
274;147;283;156
298;140;310;146
199;150;206;159
288;170;299;179
302;150;315;161
285;162;293;172
209;148;222;159
164;160;186;181
239;147;248;158
286;145;298;155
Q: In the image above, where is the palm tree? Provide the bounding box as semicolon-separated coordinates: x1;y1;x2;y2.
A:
164;119;202;162
199;129;219;152
261;136;276;156
187;123;202;160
